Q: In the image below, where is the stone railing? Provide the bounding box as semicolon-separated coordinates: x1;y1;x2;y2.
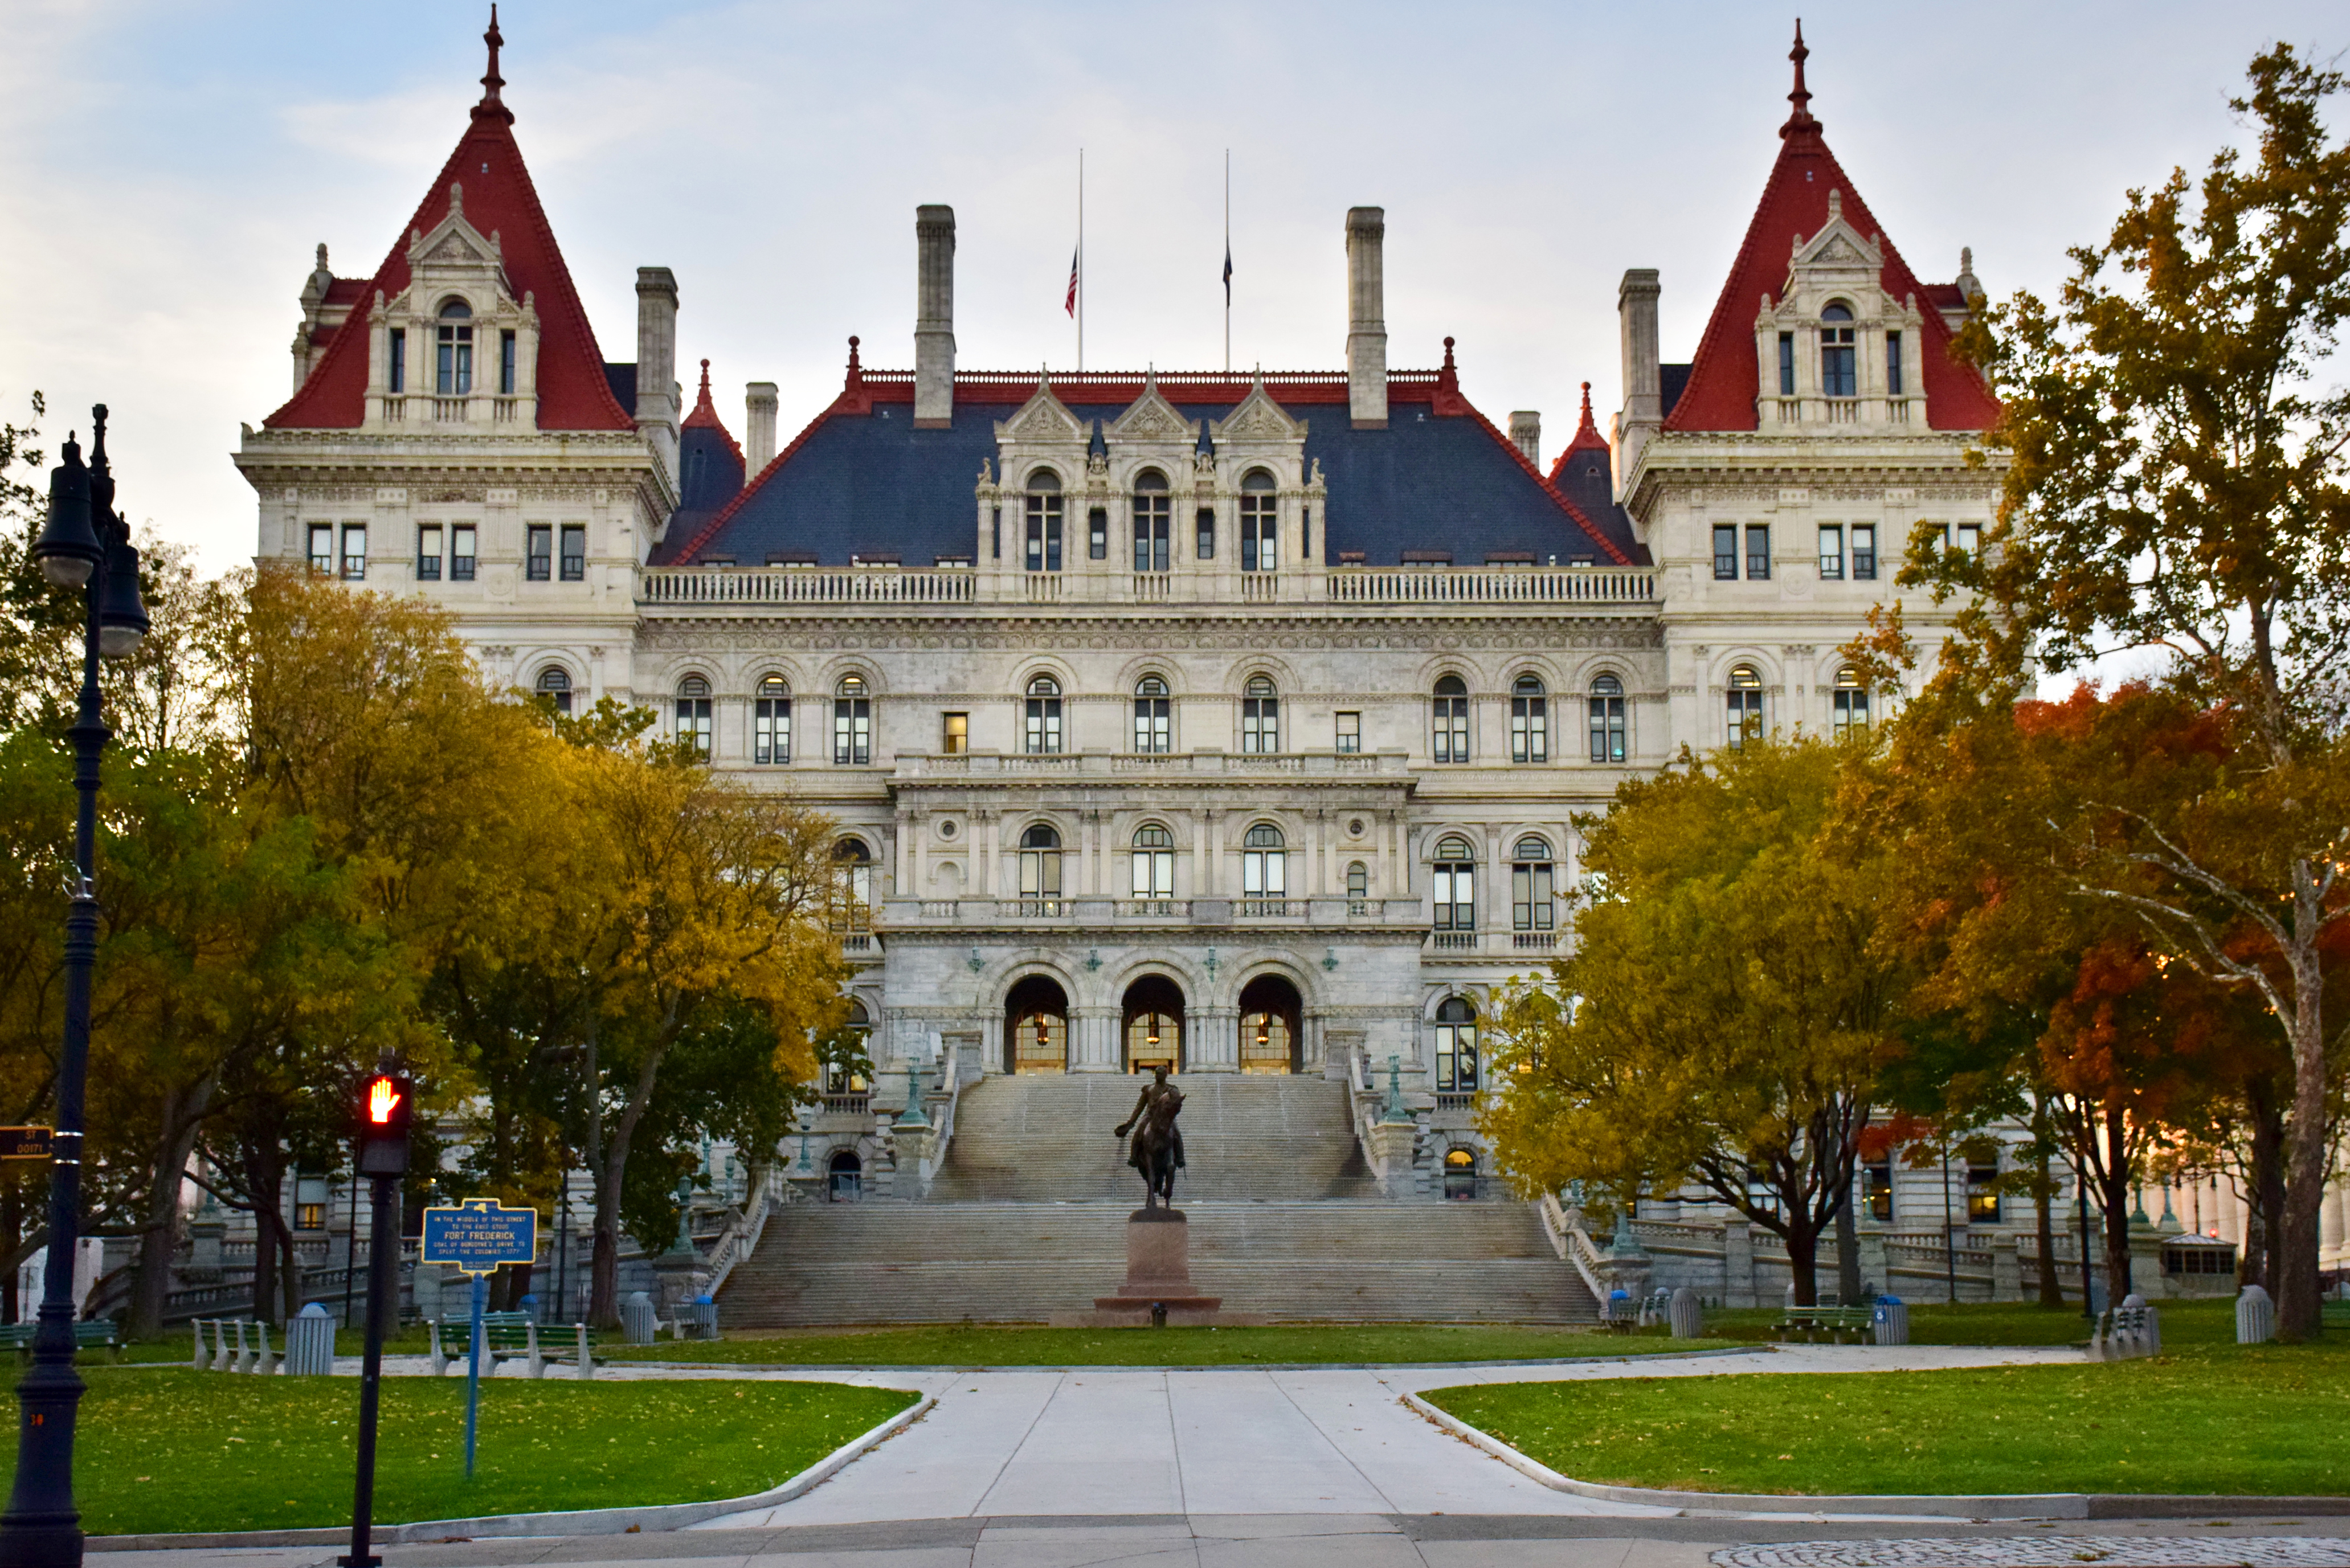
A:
639;568;977;605
1325;567;1655;604
878;895;1427;931
694;1167;778;1300
1536;1193;1611;1301
895;749;1407;781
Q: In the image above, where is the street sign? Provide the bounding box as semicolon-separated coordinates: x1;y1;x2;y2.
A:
0;1127;52;1160
419;1198;538;1278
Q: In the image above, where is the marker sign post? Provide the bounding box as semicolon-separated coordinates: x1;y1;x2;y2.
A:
419;1198;537;1479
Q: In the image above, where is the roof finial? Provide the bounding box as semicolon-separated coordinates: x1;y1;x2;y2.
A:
473;5;514;125
1578;382;1595;431
698;358;712;398
1782;19;1820;138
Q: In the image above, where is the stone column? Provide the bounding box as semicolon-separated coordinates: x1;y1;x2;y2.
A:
1190;809;1209;899
913;206;956;427
1991;1233;2022;1302
1722;1218;1758;1308
1071;1006;1118;1072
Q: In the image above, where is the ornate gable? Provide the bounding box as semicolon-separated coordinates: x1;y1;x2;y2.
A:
1210;371;1306;445
994;372;1086;443
1107;373;1194;443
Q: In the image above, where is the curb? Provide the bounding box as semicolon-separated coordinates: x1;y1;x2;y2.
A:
596;1344;1771;1376
85;1393;934;1551
1401;1394;2350;1521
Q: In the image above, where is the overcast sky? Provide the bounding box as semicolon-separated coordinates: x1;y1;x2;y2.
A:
1;1;2338;572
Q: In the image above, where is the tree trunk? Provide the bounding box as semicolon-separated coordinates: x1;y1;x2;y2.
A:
128;1073;214;1341
1834;1180;1861;1305
2031;1100;2064;1307
589;1036;669;1328
2097;1108;2136;1303
1785;1222;1819;1307
2276;936;2329;1340
279;1214;301;1322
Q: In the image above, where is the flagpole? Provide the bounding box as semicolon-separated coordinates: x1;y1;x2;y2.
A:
1224;149;1231;375
1077;148;1084;373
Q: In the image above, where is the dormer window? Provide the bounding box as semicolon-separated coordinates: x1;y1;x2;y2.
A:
435;300;474;395
1885;330;1904;397
1025;469;1063;573
1132;470;1170;572
1820;303;1856;398
1240;469;1277;572
388;329;407;394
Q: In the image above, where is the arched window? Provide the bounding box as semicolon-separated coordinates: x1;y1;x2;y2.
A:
1432;835;1475;932
1131;824;1175;903
828;998;870;1094
1241;822;1286;912
827;1148;862;1202
833;674;872;765
1018;824;1063;914
534;666;572;716
1588;673;1626;763
1510;674;1548;763
1820;302;1857;398
675;675;712;758
1024;674;1063;755
1131;470;1169;572
754;675;791;765
1726;664;1764;749
831;839;873;935
1026;469;1064;573
1511;836;1555;935
1240;468;1278;572
1432;675;1470;764
1443;1145;1478;1201
1434;996;1479;1093
1346;860;1370;914
436;298;474;395
1241;675;1280;754
1832;665;1870;738
1133;674;1171;754
1007;974;1070;1075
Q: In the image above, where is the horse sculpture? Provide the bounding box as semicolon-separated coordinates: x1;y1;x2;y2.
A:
1114;1065;1186;1209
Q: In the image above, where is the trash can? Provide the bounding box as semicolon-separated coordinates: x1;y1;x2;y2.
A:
685;1294;718;1340
1871;1295;1908;1346
1668;1286;1705;1340
2237;1284;2275;1345
284;1303;334;1376
621;1290;657;1345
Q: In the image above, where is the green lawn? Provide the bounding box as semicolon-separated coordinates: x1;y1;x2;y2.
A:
1695;1297;2245;1346
1425;1336;2350;1497
612;1322;1735;1367
3;1368;914;1538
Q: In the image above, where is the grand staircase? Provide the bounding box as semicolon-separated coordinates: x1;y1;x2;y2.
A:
718;1074;1597;1327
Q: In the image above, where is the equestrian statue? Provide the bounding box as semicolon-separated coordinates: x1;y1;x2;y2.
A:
1113;1065;1187;1209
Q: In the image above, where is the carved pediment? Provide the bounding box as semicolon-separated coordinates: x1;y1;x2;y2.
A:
994;373;1085;443
1108;374;1194;443
1211;372;1304;444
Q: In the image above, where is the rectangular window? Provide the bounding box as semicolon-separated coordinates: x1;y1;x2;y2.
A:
1195;510;1215;560
1777;332;1795;395
941;713;968;755
1865;1164;1894;1223
1132;844;1174;900
340;524;367;580
991;506;1000;559
526;524;552;581
1334;711;1360;754
1955;522;1982;556
1745;524;1771;580
1133;509;1168;572
387;329;406;394
1088;507;1107;560
1241;693;1279;754
499;329;517;395
437;324;473;395
1511;862;1555;931
1832;685;1870;737
1346;861;1368;914
295;1202;326;1231
1713;524;1738;580
834;696;871;765
1240;495;1277;572
1133;692;1170;753
1817;524;1844;580
559;524;586;581
1850;524;1876;581
754;697;792;765
1885;331;1904;396
1510;692;1547;763
1432;864;1474;930
1241;848;1285;898
308;524;334;574
1967;1165;2002;1224
1024;694;1062;755
1026;511;1062;572
450;524;477;581
1301;506;1311;560
1821;327;1856;397
1588;689;1626;763
416;524;443;581
675;691;712;758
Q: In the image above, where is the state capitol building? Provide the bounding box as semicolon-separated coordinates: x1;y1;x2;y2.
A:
235;17;2001;1218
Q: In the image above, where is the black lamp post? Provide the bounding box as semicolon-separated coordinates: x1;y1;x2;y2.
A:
0;407;148;1568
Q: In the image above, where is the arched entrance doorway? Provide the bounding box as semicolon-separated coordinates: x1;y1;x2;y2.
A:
1005;975;1070;1074
1238;974;1302;1074
828;1149;863;1203
1443;1147;1478;1202
1122;975;1185;1073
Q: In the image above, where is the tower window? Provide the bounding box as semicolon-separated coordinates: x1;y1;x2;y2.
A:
1820;302;1856;398
1713;524;1738;580
755;675;791;764
1131;470;1170;572
1587;673;1626;763
1886;330;1904;396
500;329;517;395
435;300;474;395
1026;471;1064;573
559;523;586;581
1777;332;1795;396
1240;469;1277;571
387;328;406;394
1088;507;1107;560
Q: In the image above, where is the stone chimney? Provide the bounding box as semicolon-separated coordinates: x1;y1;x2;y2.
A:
635;266;681;484
1346;207;1387;429
1508;412;1541;466
1615;268;1661;495
745;382;778;475
914;205;956;428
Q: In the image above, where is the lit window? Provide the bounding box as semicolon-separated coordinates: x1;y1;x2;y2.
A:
1131;470;1169;572
1335;710;1360;754
449;524;477;582
833;675;871;765
415;524;442;581
1240;469;1277;571
1434;997;1478;1092
1832;666;1869;738
755;675;791;764
526;523;551;581
1024;674;1063;755
1241;675;1280;754
1133;675;1171;755
1432;835;1474;931
1241;822;1286;909
435;300;474;395
832;840;873;932
675;675;712;756
1018;824;1062;913
1025;470;1063;573
1865;1163;1894;1223
1432;676;1470;763
1713;525;1738;581
1967;1164;2002;1224
1818;525;1844;580
559;524;586;581
1726;664;1764;748
1131;824;1174;902
340;524;367;580
1820;302;1856;397
941;712;967;755
1587;673;1626;763
1510;675;1547;763
1511;836;1554;931
535;666;572;715
1850;524;1877;582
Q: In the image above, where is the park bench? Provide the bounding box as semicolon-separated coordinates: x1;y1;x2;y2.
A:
429;1312;603;1380
0;1320;121;1362
1776;1305;1874;1344
190;1316;280;1372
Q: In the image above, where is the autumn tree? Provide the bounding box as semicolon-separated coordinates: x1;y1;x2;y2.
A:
1483;738;1910;1304
1916;47;2350;1336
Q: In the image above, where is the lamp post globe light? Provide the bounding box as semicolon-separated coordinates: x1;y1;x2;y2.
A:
0;407;148;1567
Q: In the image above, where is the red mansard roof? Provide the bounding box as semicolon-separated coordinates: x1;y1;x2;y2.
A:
263;13;633;433
1663;28;1998;435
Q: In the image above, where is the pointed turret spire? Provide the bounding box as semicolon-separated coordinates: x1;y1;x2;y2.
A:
1781;19;1819;138
684;359;721;425
473;4;513;125
1565;381;1609;455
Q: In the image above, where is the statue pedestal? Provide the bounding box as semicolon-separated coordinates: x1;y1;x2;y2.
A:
1052;1209;1266;1328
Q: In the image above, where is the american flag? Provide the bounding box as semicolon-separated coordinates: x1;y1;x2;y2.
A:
1064;246;1079;317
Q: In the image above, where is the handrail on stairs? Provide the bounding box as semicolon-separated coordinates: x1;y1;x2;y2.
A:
1536;1191;1609;1301
700;1165;777;1299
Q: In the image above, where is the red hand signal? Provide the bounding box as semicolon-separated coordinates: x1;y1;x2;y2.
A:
367;1077;402;1125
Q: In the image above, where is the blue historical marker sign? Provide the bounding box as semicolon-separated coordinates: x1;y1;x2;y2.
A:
420;1197;538;1277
